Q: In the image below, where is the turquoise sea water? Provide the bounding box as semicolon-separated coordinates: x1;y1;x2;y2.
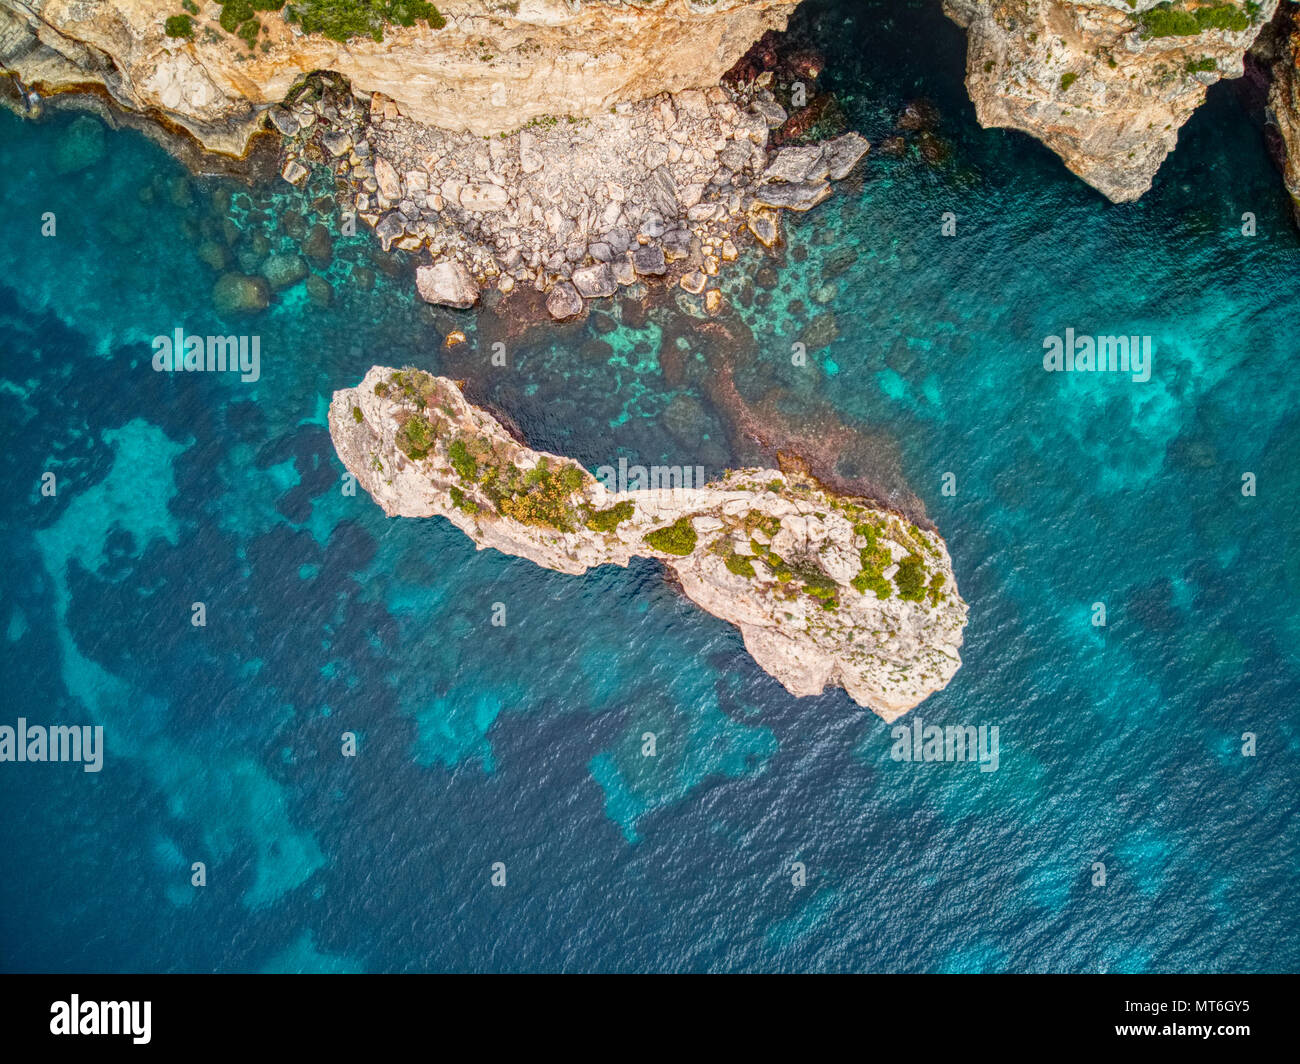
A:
1;0;1297;971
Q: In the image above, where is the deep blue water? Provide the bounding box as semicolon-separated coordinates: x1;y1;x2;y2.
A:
1;0;1297;972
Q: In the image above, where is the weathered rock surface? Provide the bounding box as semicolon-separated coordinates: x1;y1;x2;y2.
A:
415;261;479;308
1263;3;1300;224
1;1;872;314
0;0;798;154
944;0;1278;202
545;281;584;319
329;367;969;719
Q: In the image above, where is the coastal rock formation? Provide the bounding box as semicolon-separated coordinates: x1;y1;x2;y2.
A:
329;367;968;718
1262;3;1300;224
0;0;798;154
282;71;867;313
944;0;1278;202
0;1;868;311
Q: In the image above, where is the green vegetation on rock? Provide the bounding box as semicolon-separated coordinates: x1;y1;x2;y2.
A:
493;458;585;530
284;0;445;42
724;551;756;579
894;554;929;603
449;485;479;514
585;500;635;533
644;517;698;556
395;412;438;460
218;0;254;32
164;14;195;37
447;437;480;482
850;523;894;599
1139;2;1250;38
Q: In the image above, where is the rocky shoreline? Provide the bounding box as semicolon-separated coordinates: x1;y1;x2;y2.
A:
274;70;867;318
8;2;1300;221
330;367;968;718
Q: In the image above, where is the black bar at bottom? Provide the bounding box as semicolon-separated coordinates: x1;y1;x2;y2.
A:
0;973;1291;1053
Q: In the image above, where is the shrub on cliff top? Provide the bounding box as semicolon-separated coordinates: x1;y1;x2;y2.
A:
644;518;698;557
585;500;635;533
496;458;585;531
395;413;438;460
447;437;480;483
218;0;255;32
1139;2;1249;38
164;15;195;38
284;0;444;43
894;554;929;603
724;551;756;579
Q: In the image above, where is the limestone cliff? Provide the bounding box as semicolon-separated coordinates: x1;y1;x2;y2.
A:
1264;2;1300;222
944;0;1278;202
329;367;968;719
0;0;797;154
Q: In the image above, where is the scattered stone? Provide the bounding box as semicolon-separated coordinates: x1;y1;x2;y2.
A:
321;130;353;157
262;252;309;290
305;274;334;307
680;270;707;294
281;158;310;186
662;229;693;259
802;312;839;350
918;132;951;165
748;210;780;247
752;97;788;128
213;273;270;316
613;258;637;286
632;245;667;275
753;181;832;211
303;223;334;266
764;145;827;184
267;106;299;137
812;281;838;304
647;166;679;216
444;330;468;347
572;262;617;299
374;212;406;252
374;156;401;202
898;99;940;132
198;241;229;272
821;132;870;179
416;261;480;308
705;289;723;315
546;281;584;319
460;182;509;211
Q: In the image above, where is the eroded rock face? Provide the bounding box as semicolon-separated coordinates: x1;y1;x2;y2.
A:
1264;5;1300;224
944;0;1278;202
329;367;969;719
0;0;798;154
